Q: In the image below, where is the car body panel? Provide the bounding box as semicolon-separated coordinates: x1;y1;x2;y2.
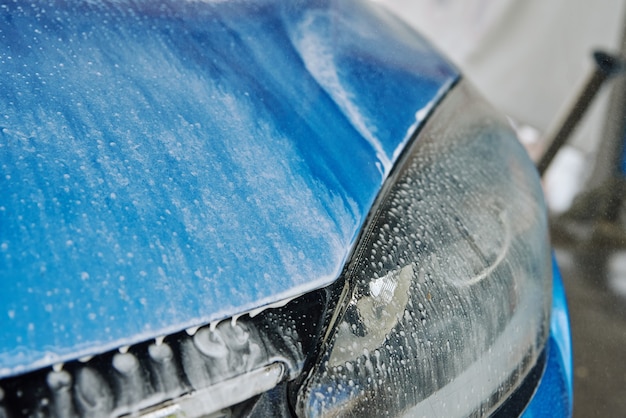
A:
0;0;457;377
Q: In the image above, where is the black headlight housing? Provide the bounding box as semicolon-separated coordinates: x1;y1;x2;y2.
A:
295;81;551;417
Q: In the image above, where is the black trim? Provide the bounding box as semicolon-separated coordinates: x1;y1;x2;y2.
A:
491;347;548;418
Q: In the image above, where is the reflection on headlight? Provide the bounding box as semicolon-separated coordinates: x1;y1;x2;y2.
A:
330;264;413;367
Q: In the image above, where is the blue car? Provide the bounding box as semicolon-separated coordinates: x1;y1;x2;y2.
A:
0;0;572;416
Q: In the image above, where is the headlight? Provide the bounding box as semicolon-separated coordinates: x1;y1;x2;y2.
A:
296;81;552;417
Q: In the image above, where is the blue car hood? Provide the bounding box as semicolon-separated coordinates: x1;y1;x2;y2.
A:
0;0;457;377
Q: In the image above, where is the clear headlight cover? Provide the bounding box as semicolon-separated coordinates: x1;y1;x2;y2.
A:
296;81;552;417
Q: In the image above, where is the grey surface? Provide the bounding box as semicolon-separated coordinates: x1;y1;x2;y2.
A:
553;235;626;417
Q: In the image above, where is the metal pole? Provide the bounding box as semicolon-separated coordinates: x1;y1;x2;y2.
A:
537;51;625;177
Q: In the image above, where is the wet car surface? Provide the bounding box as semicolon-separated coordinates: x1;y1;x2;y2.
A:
0;0;572;416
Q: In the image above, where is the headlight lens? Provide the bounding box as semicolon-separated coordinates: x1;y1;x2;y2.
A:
296;81;552;417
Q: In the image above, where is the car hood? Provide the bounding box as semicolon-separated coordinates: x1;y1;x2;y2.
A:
0;0;457;377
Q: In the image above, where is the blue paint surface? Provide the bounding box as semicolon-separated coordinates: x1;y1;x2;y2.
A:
0;0;457;376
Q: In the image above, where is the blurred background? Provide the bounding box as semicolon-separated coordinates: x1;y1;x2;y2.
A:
379;1;626;416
